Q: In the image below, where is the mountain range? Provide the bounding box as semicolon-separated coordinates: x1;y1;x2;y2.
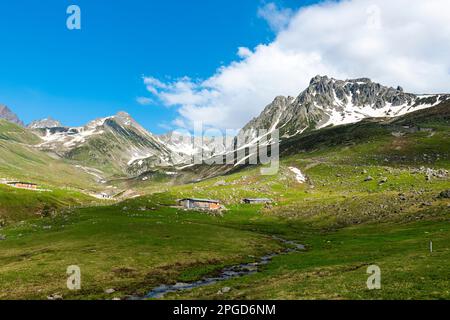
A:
240;76;449;143
1;76;449;178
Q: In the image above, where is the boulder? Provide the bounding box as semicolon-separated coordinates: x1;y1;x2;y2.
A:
438;190;450;199
217;287;232;295
47;294;63;300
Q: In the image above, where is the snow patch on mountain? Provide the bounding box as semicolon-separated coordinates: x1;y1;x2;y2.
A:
37;118;109;149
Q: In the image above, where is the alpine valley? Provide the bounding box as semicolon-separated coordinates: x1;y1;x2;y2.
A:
0;76;449;300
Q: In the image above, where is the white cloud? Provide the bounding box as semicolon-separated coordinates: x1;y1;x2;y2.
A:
136;96;153;105
144;0;450;131
143;76;169;95
257;2;294;32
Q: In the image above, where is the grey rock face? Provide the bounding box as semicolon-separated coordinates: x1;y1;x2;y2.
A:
241;96;294;140
28;117;62;129
0;105;24;126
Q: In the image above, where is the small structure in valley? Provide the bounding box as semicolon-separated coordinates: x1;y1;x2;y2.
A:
243;198;273;204
6;181;38;190
179;198;222;210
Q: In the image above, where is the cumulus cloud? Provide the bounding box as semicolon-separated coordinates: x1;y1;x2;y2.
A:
144;0;450;131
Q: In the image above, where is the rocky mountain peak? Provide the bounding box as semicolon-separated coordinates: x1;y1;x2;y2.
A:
113;111;143;129
28;117;62;129
309;75;329;85
293;75;420;115
0;105;24;126
115;111;132;120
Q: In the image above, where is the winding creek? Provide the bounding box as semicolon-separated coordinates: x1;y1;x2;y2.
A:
140;236;306;299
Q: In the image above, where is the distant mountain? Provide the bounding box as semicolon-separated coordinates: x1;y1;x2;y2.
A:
28;117;62;129
0;105;24;126
158;131;232;165
240;76;450;140
32;111;176;176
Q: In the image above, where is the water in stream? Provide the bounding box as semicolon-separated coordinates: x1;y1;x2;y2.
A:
143;236;305;299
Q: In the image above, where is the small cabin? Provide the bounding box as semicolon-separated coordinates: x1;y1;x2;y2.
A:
243;198;273;204
179;198;221;210
7;182;38;190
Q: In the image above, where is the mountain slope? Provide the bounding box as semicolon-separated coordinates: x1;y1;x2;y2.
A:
0;119;41;144
156;99;449;186
279;99;450;164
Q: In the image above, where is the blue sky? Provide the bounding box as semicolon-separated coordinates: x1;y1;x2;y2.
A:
0;0;315;133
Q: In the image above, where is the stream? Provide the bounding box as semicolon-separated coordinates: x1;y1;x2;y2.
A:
141;236;305;299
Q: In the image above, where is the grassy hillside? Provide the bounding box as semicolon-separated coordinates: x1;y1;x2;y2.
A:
0;120;99;188
0;184;98;223
0;120;104;222
0;119;41;144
